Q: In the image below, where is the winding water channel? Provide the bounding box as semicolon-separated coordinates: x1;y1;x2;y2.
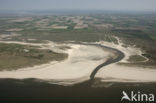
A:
89;44;125;81
1;42;155;103
0;41;126;103
69;42;125;82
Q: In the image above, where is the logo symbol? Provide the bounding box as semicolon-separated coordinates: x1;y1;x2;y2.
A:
121;91;155;102
121;91;130;101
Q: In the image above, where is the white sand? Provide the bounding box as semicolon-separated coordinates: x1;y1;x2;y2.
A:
97;38;144;63
1;39;156;85
95;39;156;82
96;64;156;82
0;41;112;85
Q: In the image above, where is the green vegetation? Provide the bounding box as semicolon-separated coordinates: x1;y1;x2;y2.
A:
0;43;68;71
0;14;156;66
17;29;100;42
127;55;146;62
143;51;156;61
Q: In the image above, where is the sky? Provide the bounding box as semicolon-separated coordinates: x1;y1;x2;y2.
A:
0;0;156;11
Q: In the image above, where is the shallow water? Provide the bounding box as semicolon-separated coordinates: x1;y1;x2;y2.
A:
0;78;156;103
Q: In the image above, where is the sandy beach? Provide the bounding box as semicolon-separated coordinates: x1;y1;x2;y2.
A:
0;40;156;85
0;41;113;85
95;39;156;82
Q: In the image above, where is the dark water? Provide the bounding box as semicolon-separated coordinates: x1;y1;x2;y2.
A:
0;78;156;103
63;42;125;81
90;44;125;80
0;43;155;103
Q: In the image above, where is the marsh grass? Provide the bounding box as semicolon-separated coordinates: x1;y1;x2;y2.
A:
0;43;68;71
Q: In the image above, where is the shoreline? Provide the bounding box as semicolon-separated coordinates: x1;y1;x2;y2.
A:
0;41;114;85
0;40;156;85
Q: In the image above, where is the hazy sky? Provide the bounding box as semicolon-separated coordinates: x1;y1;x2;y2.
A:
0;0;156;11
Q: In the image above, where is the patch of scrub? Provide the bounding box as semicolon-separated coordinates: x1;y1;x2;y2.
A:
127;55;147;63
0;43;67;71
